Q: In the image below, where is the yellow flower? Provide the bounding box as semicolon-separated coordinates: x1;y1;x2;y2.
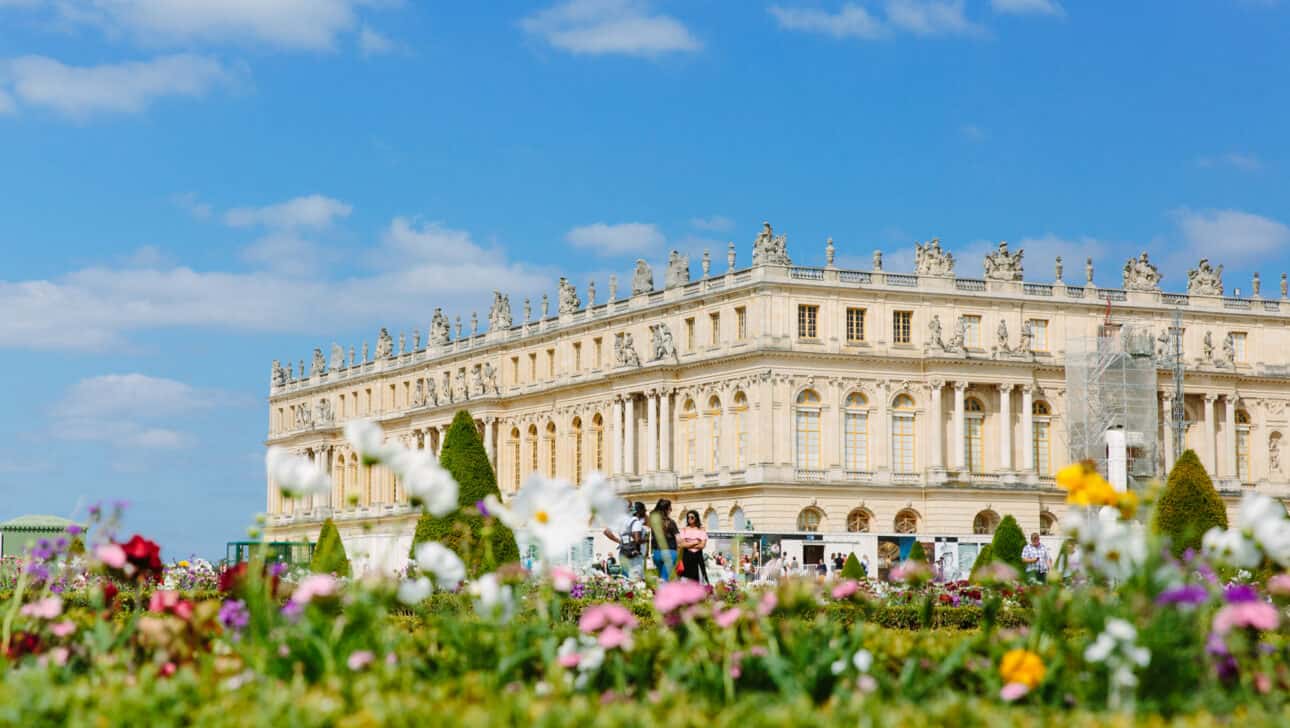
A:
177;560;190;568
1055;461;1134;512
1000;648;1046;689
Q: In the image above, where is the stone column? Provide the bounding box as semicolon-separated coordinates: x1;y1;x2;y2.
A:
647;390;659;472
928;380;944;469
659;389;672;471
953;382;968;470
611;398;623;475
1223;394;1237;479
624;394;636;475
484;418;496;466
1021;386;1034;473
998;384;1014;472
1204;394;1218;474
873;381;888;472
1162;394;1175;473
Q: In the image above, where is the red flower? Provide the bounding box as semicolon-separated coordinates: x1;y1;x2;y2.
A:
120;534;164;581
938;593;953;604
101;582;119;607
148;590;195;621
218;561;280;598
4;631;42;660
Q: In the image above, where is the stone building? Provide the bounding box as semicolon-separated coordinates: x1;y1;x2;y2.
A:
263;224;1290;576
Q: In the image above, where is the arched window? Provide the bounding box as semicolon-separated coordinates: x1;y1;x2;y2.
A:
705;508;719;532
1032;401;1052;475
797;507;824;532
1039;510;1057;536
592;414;605;473
844;392;870;471
510;428;521;492
681;398;697;474
733;391;749;470
731;506;747;531
1271;431;1284;477
972;509;1000;535
571;417;584;485
707;395;722;472
964;397;985;473
527;424;539;475
894;508;919;534
796;389;822;469
846;508;872;533
347;454;358;508
891;394;916;473
545;421;557;478
1236;409;1251;481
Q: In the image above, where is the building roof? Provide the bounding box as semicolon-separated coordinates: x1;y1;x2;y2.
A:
0;514;82;532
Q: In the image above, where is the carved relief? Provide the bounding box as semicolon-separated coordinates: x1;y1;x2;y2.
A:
926;314;944;351
914;238;954;276
316;399;334;424
983;241;1023;281
615;332;641;367
1187;259;1224;296
650;323;678;362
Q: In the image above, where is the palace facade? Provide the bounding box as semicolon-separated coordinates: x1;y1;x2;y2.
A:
263;225;1290;575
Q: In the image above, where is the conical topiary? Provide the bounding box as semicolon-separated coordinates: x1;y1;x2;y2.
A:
990;515;1026;573
310;518;350;577
410;409;519;575
969;543;994;581
1154;449;1229;556
908;539;928;563
841;552;866;580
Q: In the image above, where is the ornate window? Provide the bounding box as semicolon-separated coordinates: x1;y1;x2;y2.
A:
797;305;819;340
893;311;912;344
1039;510;1057;536
545;422;557;478
707;395;723;472
1236;409;1251;481
846;307;866;343
846;508;872;533
964;397;985;473
973;509;1000;535
731;506;747;531
681;398;698;474
571;417;583;485
1231;332;1247;362
592;414;605;473
705;508;719;531
894;508;919;534
528;424;538;475
1028;319;1049;351
891;394;916;473
963;315;982;348
844;392;870;470
1032;401;1052;475
510;428;521;492
795;389;822;469
797;507;824;532
733;391;749;470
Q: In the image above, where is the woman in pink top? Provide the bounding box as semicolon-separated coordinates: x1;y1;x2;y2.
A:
678;510;709;583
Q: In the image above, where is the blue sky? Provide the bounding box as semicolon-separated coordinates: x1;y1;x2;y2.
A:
2;0;1288;559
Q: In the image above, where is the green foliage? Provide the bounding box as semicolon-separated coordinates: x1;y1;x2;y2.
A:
968;544;994;581
907;540;927;563
410;410;519;575
989;515;1026;572
309;518;350;577
840;553;866;580
1154;449;1229;556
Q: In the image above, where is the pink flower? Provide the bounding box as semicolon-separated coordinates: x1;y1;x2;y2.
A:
756;591;778;617
347;650;375;671
598;625;631;649
857;674;877;693
654;580;708;614
729;665;742;679
50;621;76;638
291;574;339;605
715;607;742;628
1213;601;1280;634
49;646;70;667
558;652;581;668
20;596;62;620
96;543;127;569
831;580;860;600
579;604;637;633
550;566;577;593
1267;573;1290;597
148;590;194;620
1000;682;1031;702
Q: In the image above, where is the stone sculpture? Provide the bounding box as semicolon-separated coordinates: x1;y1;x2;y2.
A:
523;298;532;323
316;399;334;424
608;275;618;302
632;260;654;295
996;319;1011;353
1203;332;1215;362
1253;273;1262;298
752;222;792;266
825;238;834;267
651;323;677;361
615;333;641;367
453;370;467;402
587;281;596;307
375;328;393;359
873;250;883;271
1186;259;1224;296
311;348;326;376
430;309;450;345
413;330;421;351
727;242;736;271
926;315;944;350
295;404;311;428
1085;257;1094;286
413;379;425;407
1020;320;1034;352
540;296;549;320
702;249;712;277
665;251;690;289
482;362;498;394
398;331;406;355
425;377;438;407
1055;256;1063;282
330;343;344;371
1271;435;1281;474
489;291;512;331
271;360;286;387
1123;252;1162;292
947;316;966;352
469;365;484;397
558;277;581;315
983;242;1023;282
1223;333;1236;365
914;238;955;276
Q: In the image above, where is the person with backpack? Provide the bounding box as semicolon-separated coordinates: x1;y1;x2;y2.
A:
603;500;647;580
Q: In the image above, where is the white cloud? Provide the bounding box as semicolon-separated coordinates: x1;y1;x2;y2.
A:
0;54;233;118
1171;208;1290;264
359;25;395;56
0;88;14;114
171;191;213;220
521;0;701;57
771;1;985;40
239;232;326;276
990;0;1064;17
690;215;735;232
566;222;665;255
50;373;229;450
224;194;352;229
1196;152;1263;172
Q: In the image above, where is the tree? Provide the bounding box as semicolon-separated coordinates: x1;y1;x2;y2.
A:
1155;449;1229;556
841;552;866;580
968;544;994;582
908;539;928;563
990;515;1026;573
310;518;350;577
410;409;519;575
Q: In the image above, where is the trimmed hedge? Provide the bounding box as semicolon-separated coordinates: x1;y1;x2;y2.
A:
969;544;994;582
1155;449;1228;556
908;540;927;563
990;515;1026;573
309;518;350;577
841;553;866;580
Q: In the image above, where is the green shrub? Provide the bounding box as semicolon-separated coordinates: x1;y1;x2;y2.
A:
907;540;927;563
410;409;520;575
309;518;350;577
990;515;1026;572
968;544;994;582
840;553;866;580
1154;449;1229;556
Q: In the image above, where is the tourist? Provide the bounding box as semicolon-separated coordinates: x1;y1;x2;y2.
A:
678;509;709;583
649;499;680;582
789;556;799;574
603;500;647;580
1021;532;1051;584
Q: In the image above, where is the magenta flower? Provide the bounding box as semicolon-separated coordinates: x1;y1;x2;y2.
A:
653;580;707;614
1268;573;1290;597
347;650;375;671
1000;682;1031;702
1213;601;1280;635
598;625;631;649
1224;584;1260;604
20;596;63;620
579;604;637;633
831;580;860;600
714;607;742;628
1156;584;1209;606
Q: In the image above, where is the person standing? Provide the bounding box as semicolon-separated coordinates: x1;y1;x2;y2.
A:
678;510;709;583
603;500;647;580
649;499;680;582
1021;532;1051;584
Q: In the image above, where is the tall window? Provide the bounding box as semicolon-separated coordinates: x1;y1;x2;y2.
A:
546;349;556;379
1231;332;1248;362
709;312;721;346
572;417;583;485
573;342;582;372
681;399;697;474
707;395;723;471
1032;401;1052;474
797;507;823;532
527;425;538;474
731;506;747;531
892;394;916;473
893;311;912;344
685;318;696;352
528;353;537;381
593;414;605;472
1236;409;1251;481
797;305;819;340
964;316;982;348
593;338;603;369
705;509;719;531
847;509;871;532
509;429;521;491
795;389;822;468
846;307;866;343
736;307;747;340
844;392;869;470
1028;319;1049;351
964;397;985;473
733;391;749;470
545;422;557;478
509;356;519;385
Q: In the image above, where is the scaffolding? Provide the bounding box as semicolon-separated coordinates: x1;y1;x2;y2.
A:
1064;323;1160;490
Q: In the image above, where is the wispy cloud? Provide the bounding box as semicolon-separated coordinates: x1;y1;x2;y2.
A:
50;373;232;450
224;194;352;229
690;215;735;232
990;0;1065;17
566;222;666;255
1195;152;1263;172
769;3;883;39
770;1;986;40
171;192;213;220
521;0;701;57
1170;208;1290;265
0;54;234;119
359;26;397;56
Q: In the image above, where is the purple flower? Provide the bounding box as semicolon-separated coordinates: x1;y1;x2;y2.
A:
475;499;490;517
219;599;250;632
1224;584;1259;604
280;600;304;620
1157;584;1209;606
66;525;83;536
268;562;288;578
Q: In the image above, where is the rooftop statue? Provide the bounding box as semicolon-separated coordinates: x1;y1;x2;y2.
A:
375;328;394;359
983;241;1023;282
1186;258;1224;297
271;360;286;387
665;250;691;289
914;238;955;276
330;343;344;371
429;308;451;346
752;221;792;266
310;347;326;376
1123;251;1162;292
558;278;581;315
632;259;654;295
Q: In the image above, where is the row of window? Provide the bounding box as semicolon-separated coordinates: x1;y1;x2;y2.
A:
797;306;1051;350
787;506;1058;536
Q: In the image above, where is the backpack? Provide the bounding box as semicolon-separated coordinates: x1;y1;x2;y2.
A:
619;517;642;559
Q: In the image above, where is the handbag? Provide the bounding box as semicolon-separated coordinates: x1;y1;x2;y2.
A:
676;558;684;574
